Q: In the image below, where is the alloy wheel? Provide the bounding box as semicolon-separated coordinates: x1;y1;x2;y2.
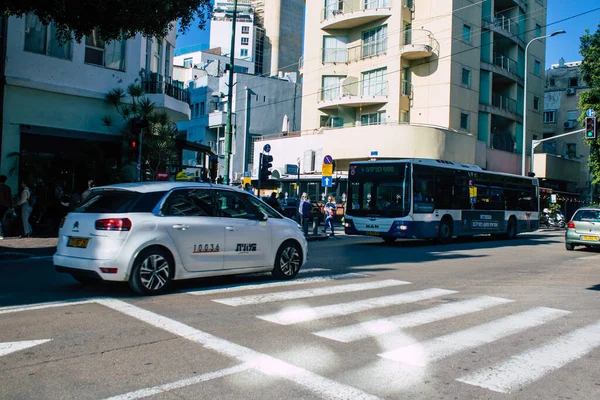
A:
139;254;170;291
279;246;300;276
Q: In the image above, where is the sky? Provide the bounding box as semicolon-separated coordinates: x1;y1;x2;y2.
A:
176;0;600;69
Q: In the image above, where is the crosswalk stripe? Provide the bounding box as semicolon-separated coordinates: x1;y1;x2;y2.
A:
213;279;411;306
315;296;513;343
186;273;369;296
258;288;456;325
456;319;600;394
380;307;570;366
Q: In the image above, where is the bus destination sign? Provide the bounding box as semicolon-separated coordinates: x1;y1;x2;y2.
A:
350;164;401;177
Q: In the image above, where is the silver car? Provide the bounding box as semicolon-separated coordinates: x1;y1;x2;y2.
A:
565;207;600;251
54;182;308;295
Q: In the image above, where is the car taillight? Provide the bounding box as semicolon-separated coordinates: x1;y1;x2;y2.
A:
567;221;575;229
95;218;132;231
59;218;66;228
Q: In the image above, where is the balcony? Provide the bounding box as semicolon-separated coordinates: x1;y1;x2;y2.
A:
317;79;388;110
401;29;439;60
141;73;191;121
323;42;386;64
482;14;525;48
208;111;227;127
491;92;517;114
533;153;580;183
321;0;392;30
482;53;523;84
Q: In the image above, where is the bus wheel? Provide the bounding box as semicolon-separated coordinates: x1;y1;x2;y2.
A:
382;237;396;244
438;219;453;244
506;218;518;240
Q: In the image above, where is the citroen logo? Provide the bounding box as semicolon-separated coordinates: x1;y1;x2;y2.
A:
73;221;79;232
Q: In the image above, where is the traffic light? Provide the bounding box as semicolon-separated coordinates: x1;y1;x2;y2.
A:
260;153;273;181
208;155;218;183
127;135;138;161
585;117;597;140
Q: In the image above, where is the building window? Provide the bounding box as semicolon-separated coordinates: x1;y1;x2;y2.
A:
242;26;250;34
535;24;542;37
360;111;386;126
362;67;387;96
241;37;249;45
240;49;248;57
24;14;73;60
569;77;578;87
533;96;540;111
164;43;171;78
460;112;470;130
534;60;541;76
566;143;576;159
184;57;193;68
194;103;199;118
151;39;161;73
85;31;126;71
323;35;348;63
200;102;206;116
320;115;344;128
462;25;471;43
461;68;471;87
362;25;387;58
549;78;555;86
567;110;578;121
321;76;345;100
543;111;555;123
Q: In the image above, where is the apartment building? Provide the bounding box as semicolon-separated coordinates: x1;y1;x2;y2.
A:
0;14;190;192
254;0;548;196
536;59;594;202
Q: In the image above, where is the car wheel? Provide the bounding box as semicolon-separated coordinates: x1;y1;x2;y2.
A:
437;218;453;244
71;275;101;286
506;218;517;240
382;237;396;244
129;248;174;295
565;242;575;251
272;241;302;280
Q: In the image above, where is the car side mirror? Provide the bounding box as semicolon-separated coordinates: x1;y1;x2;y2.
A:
250;212;268;221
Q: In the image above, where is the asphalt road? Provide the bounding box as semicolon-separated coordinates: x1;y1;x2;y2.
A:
1;231;599;400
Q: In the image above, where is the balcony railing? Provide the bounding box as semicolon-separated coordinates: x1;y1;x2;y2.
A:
491;13;519;36
401;29;440;59
492;92;517;114
493;52;519;75
492;132;515;153
141;73;190;104
321;0;390;21
323;41;387;64
319;81;388;101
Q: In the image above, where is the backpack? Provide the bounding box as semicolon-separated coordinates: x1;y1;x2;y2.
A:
301;200;313;216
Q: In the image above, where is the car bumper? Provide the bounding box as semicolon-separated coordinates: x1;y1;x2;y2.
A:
565;231;600;246
53;254;129;281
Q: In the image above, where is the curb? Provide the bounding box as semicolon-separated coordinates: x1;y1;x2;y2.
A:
305;234;330;242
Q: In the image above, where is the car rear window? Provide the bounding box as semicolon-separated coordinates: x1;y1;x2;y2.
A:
75;190;140;213
573;210;600;222
129;191;168;212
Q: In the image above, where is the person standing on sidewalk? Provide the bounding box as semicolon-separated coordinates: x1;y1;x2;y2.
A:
17;182;33;238
323;196;337;236
0;175;13;240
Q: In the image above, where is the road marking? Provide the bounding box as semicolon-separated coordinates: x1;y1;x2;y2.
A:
97;299;380;400
213;279;411;306
0;299;96;315
104;364;252;400
380;307;570;366
577;254;600;260
456;319;600;394
0;339;52;357
186;273;369;296
299;268;331;273
315;296;513;343
258;288;456;325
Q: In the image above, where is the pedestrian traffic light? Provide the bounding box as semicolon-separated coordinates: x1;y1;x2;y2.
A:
127;135;138;160
585;117;597;140
208;155;218;183
260;153;273;181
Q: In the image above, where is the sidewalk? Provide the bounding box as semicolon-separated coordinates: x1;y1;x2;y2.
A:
0;236;58;260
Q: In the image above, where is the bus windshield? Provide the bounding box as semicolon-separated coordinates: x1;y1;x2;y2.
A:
347;163;411;218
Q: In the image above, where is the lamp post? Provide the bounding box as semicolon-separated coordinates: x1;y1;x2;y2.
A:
522;29;565;176
223;0;238;185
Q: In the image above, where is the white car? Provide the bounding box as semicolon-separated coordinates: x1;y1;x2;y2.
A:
54;182;308;295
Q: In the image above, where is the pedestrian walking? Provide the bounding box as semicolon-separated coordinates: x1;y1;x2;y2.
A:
17;182;33;238
0;175;13;239
323;196;337;236
299;193;313;235
81;180;95;203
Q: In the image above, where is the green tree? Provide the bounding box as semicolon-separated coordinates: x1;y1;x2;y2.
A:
2;0;211;42
104;83;179;182
579;24;600;185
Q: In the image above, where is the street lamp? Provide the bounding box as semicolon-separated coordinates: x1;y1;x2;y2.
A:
522;29;566;176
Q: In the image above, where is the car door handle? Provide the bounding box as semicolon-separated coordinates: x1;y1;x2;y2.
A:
225;226;236;231
172;224;190;230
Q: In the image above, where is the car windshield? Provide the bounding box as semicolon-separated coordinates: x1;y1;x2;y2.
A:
573;210;600;222
347;163;411;218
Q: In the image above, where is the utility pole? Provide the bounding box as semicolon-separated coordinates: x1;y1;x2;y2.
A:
223;0;238;185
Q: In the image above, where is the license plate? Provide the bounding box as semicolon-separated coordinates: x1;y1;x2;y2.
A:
67;237;89;248
366;232;380;236
581;235;599;241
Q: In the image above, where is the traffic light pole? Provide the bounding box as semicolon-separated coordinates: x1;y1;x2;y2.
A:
223;0;238;186
257;152;263;196
530;128;585;173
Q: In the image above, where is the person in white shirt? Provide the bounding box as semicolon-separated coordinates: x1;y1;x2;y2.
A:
17;182;33;238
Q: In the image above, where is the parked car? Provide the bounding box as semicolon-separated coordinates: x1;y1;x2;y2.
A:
54;182;308;295
565;207;600;251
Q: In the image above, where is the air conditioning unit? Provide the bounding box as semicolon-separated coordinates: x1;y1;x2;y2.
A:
564;121;576;129
565;88;576;95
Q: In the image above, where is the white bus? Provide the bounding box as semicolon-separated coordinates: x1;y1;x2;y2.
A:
344;159;539;243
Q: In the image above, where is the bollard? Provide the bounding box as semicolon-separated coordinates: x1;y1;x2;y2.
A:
312;217;318;235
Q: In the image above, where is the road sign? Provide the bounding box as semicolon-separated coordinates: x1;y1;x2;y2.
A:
370;150;378;157
322;163;333;176
321;176;332;187
243;171;251;178
323;155;333;165
586;109;596;118
263;144;271;153
243;177;251;186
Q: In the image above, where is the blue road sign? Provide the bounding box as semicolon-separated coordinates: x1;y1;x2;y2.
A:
587;109;596;118
321;176;332;187
370;150;378;157
263;144;271;153
323;155;333;165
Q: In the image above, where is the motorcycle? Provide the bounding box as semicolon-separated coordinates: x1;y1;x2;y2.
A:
541;209;566;229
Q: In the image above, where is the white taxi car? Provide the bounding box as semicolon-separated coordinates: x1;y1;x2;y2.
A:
54;182;308;295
